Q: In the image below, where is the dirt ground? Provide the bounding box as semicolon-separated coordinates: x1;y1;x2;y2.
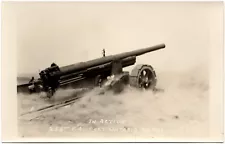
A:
17;64;209;140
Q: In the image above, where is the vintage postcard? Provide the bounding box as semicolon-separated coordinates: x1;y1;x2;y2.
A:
1;1;224;142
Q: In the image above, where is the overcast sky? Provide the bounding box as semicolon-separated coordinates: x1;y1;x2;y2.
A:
6;2;221;74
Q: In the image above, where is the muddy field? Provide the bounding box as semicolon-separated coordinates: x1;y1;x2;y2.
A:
17;64;209;139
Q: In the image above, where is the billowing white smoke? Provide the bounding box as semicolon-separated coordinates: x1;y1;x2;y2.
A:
30;63;209;138
18;65;209;138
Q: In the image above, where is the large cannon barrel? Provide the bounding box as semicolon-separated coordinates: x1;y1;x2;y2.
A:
55;43;165;77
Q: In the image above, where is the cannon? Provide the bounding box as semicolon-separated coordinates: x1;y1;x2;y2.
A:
17;43;166;97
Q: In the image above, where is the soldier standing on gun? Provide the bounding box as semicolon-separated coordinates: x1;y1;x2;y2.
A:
102;49;105;57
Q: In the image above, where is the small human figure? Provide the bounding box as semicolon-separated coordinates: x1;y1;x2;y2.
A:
28;77;35;93
29;76;34;83
102;49;106;57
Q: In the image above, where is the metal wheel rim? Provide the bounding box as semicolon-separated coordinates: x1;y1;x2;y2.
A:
138;69;154;89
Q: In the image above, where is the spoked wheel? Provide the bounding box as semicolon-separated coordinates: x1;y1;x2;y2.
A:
138;69;154;89
130;64;157;90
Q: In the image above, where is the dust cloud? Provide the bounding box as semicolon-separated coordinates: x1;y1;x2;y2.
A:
18;63;209;139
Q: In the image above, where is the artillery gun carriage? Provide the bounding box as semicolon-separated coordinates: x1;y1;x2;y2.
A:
17;43;166;98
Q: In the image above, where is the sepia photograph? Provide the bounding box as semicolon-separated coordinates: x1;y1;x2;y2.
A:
1;1;224;142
